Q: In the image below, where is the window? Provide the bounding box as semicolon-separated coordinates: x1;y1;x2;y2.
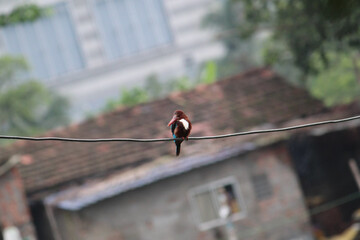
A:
93;0;172;61
0;3;84;81
189;177;246;229
251;173;273;200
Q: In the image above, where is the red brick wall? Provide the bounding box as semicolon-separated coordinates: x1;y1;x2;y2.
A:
0;167;36;239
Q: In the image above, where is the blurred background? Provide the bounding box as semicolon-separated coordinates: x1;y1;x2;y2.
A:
0;0;360;240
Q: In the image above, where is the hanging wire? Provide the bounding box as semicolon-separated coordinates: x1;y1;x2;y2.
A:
0;115;359;143
310;191;360;216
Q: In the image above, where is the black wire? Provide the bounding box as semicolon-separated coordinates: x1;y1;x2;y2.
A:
0;115;359;143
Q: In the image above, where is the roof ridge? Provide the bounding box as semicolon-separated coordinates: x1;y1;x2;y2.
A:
2;67;331;195
8;67;272;142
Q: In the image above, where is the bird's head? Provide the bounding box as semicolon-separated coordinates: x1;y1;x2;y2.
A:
168;110;186;126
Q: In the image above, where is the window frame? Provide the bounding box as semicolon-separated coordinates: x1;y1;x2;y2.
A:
188;176;247;230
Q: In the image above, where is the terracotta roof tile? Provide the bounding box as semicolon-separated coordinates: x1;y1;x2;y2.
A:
2;68;327;195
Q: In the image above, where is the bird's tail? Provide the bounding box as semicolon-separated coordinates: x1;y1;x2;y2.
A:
175;141;182;156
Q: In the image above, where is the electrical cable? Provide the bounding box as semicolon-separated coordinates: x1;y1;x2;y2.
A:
0;115;358;142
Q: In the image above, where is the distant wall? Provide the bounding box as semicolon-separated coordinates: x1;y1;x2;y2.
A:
54;143;312;240
0;0;225;121
0;167;36;240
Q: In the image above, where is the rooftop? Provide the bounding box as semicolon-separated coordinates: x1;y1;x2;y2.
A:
2;67;327;197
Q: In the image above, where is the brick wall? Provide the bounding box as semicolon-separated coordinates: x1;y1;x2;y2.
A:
0;167;36;239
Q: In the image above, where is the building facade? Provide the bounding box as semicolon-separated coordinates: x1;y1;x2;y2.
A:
0;0;225;120
49;143;312;240
0;68;330;240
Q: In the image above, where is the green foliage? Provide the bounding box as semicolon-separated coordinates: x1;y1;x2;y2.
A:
199;61;217;84
103;61;220;112
308;52;360;106
0;55;69;137
103;99;120;112
173;76;193;91
0;4;49;27
261;38;305;85
204;0;360;105
206;0;360;75
168;60;218;91
262;39;287;66
0;55;28;86
120;87;148;106
104;87;149;111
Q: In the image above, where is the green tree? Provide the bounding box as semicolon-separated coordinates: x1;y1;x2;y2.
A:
308;52;360;106
0;56;68;136
0;4;50;26
199;61;218;84
204;0;360;105
207;0;360;74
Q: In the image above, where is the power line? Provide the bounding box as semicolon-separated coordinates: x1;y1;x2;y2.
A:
310;191;360;216
0;115;359;143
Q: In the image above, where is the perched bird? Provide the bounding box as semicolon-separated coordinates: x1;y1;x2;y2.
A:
167;110;192;156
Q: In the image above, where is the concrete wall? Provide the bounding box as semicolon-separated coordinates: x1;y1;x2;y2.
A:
54;143;312;240
0;167;36;240
0;0;225;120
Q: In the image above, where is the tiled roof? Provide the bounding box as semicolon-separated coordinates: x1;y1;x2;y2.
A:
2;68;327;196
44;112;360;210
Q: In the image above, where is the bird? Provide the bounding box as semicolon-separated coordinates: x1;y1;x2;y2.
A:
167;110;192;156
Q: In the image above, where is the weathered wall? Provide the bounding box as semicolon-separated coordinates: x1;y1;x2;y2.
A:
55;143;312;240
0;167;36;239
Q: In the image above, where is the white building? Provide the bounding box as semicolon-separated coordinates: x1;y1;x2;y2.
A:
0;0;225;120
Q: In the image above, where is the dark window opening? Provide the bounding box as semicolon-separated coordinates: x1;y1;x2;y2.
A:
30;201;55;240
289;127;360;237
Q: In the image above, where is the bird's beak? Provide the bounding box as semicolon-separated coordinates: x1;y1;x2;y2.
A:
168;115;177;126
